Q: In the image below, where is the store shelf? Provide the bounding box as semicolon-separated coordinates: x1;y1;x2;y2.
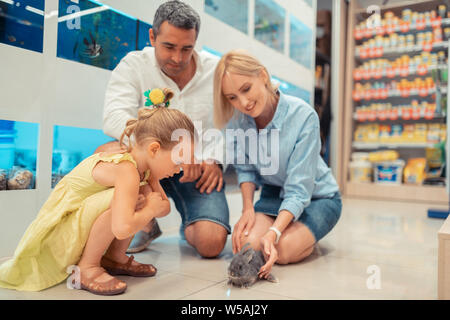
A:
342;0;449;203
353;112;446;121
345;182;448;204
354;64;447;82
355;42;449;61
354;18;450;41
353;86;446;103
353;142;438;149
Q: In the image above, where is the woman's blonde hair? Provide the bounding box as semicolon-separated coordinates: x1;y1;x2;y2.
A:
213;49;279;129
119;88;196;151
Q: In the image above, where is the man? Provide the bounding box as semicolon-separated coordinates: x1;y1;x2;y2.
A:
99;1;230;258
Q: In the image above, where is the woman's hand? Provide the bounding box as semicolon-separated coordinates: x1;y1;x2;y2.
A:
232;207;256;254
258;231;278;279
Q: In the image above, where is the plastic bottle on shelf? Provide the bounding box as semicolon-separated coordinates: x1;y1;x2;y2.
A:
410;11;418;29
402;9;412;23
434;27;443;43
438;4;447;19
444;27;450;40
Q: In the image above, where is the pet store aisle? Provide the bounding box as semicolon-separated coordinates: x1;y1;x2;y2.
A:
0;192;446;300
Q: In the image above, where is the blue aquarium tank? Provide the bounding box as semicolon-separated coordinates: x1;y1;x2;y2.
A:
204;0;248;34
0;119;39;191
290;14;313;70
255;0;285;53
51;125;115;187
0;0;45;53
57;0;152;70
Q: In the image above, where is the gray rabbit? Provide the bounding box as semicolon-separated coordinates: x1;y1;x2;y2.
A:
227;243;277;288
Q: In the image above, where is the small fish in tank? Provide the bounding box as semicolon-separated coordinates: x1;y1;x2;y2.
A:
82;31;103;58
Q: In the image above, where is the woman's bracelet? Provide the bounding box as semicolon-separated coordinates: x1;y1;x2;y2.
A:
268;226;282;244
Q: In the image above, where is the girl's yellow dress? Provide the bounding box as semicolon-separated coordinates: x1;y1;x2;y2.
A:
0;152;149;292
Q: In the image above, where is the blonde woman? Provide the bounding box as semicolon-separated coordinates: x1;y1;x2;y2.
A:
0;89;195;295
214;50;342;278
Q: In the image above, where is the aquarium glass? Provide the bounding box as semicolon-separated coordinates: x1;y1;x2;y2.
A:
272;75;311;103
137;20;152;50
0;0;45;52
0;119;39;191
202;45;222;57
51;125;114;187
57;0;152;70
290;14;313;69
254;0;285;53
204;0;248;34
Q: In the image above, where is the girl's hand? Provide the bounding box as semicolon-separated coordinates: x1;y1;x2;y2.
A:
145;192;170;218
135;194;146;212
258;231;278;279
232;207;256;254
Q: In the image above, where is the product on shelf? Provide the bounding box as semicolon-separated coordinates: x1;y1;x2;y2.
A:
403;158;427;184
440;124;447;141
415;123;428;142
373;160;405;184
425;146;444;178
351;152;370;161
368;150;399;162
349;158;373;183
427;123;442;143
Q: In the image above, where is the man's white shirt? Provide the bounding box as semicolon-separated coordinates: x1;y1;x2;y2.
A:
103;47;225;166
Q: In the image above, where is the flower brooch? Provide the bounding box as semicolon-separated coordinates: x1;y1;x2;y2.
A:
144;88;170;108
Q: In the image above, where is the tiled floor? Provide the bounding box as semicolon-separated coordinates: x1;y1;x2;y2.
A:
0;190;447;300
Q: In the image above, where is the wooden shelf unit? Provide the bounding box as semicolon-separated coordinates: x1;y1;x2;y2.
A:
342;0;449;205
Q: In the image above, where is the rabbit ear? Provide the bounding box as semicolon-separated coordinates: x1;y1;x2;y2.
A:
243;248;254;263
240;242;251;254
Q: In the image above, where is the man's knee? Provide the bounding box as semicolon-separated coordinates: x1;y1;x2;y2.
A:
186;221;228;258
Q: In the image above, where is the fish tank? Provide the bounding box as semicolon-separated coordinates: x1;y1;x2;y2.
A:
290;14;313;70
0;0;45;53
204;0;248;34
57;0;152;71
254;0;285;53
0;120;39;191
51;125;115;187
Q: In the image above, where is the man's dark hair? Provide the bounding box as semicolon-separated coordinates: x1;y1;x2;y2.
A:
153;1;201;39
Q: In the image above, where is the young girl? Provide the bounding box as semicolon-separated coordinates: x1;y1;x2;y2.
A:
214;50;342;279
0;88;195;296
